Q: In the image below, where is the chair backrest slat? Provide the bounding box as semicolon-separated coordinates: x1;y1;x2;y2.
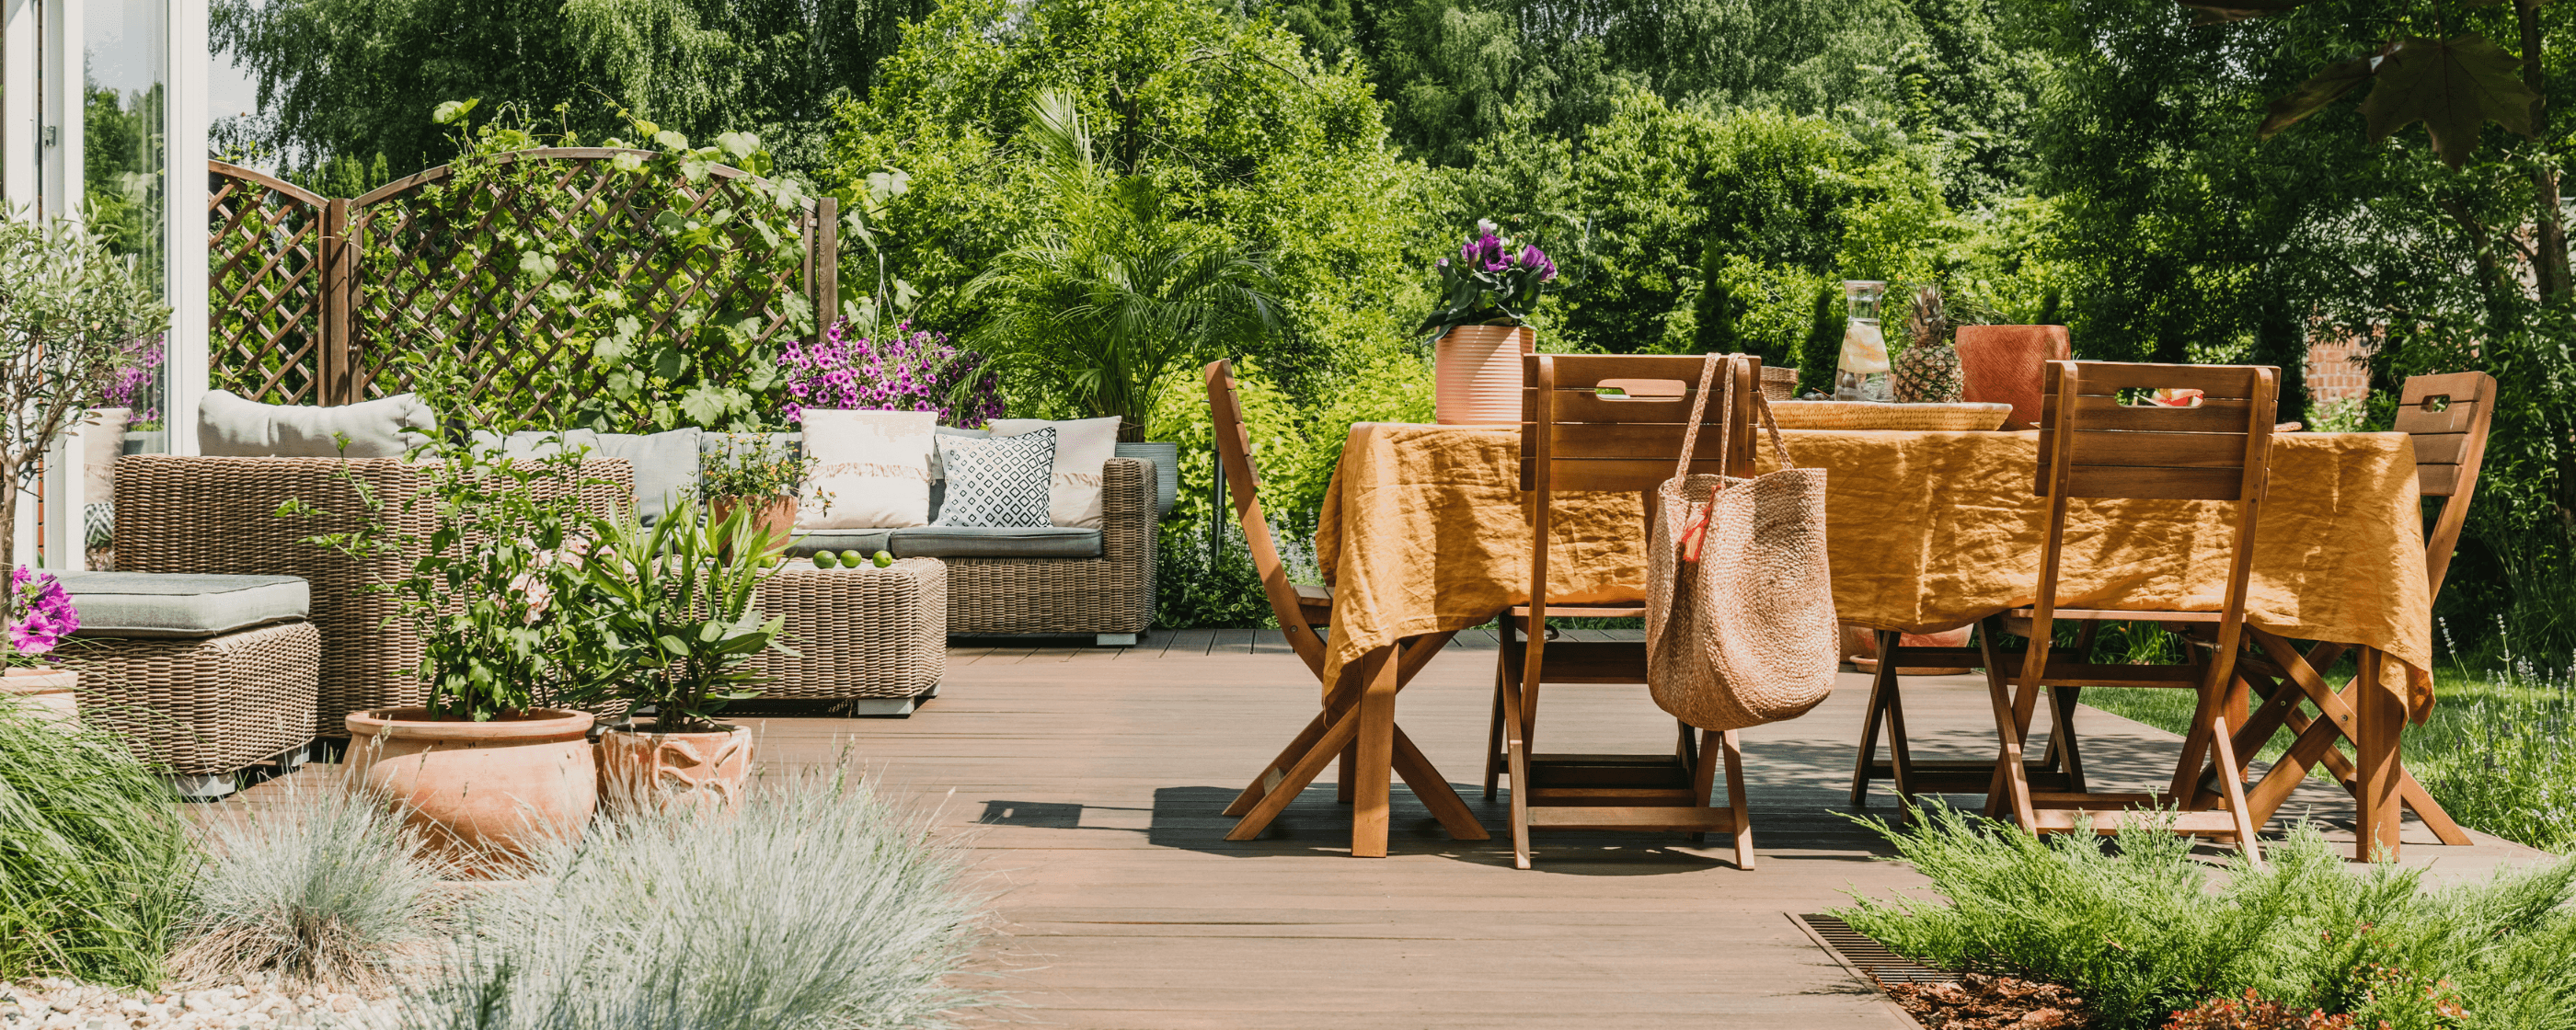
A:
1521;353;1758;492
1204;360;1328;673
2036;360;2277;502
2394;370;2497;595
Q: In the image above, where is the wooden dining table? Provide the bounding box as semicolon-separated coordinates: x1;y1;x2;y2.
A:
1252;422;2439;859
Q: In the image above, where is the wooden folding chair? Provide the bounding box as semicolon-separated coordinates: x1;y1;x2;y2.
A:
1848;622;2088;807
1985;360;2279;865
1500;352;1762;870
2229;372;2494;844
1205;360;1489;850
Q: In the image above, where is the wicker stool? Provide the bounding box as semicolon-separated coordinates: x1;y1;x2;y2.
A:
742;557;946;716
50;573;322;798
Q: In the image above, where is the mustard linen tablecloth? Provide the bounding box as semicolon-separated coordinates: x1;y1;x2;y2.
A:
1314;424;2434;717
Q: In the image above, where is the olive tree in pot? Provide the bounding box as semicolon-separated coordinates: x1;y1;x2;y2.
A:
960;89;1288;516
577;503;793;814
0;207;163;711
698;435;813;562
283;439;624;869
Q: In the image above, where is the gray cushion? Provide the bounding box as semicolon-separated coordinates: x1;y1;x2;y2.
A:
53;572;309;638
468;429;598;459
701;432;801;459
199;390;438;458
593;429;703;526
785;530;892;559
890;525;1102;559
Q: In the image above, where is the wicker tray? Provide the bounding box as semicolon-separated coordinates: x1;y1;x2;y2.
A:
1766;400;2013;431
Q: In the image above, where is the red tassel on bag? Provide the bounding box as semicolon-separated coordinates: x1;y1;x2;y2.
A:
1678;483;1726;562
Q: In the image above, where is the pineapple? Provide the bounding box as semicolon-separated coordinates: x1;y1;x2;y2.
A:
1892;284;1964;404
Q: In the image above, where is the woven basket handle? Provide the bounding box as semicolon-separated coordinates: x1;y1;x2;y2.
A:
1673;353;1731;483
1752;387;1797;470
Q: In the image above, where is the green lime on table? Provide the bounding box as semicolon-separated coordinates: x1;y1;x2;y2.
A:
839;550;865;566
811;551;839;569
872;550;894;568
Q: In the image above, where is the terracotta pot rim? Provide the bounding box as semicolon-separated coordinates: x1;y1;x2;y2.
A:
345;707;595;742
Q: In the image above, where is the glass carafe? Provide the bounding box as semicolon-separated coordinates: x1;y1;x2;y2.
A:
1834;280;1892;402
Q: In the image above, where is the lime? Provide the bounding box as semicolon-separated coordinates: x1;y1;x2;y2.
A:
873;550;894;568
839;550;864;566
811;550;839;569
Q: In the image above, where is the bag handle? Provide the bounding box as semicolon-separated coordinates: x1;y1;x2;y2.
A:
1673;354;1727;482
1672;355;1800;480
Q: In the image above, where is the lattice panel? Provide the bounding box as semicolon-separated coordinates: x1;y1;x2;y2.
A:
347;151;818;427
207;166;328;405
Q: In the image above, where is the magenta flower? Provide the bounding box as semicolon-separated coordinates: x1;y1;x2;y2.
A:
1521;244;1556;281
6;567;76;658
777;321;1005;427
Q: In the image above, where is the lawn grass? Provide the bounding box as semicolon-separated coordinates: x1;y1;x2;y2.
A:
2080;646;2576;853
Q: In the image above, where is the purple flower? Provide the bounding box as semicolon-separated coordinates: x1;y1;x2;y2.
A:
6;567;76;657
1463;233;1508;272
776;320;1005;428
1521;244;1556;281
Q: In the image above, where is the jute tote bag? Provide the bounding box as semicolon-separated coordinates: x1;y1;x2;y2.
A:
1643;354;1840;732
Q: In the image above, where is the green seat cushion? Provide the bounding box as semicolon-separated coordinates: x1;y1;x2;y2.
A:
889;526;1102;559
54;572;310;638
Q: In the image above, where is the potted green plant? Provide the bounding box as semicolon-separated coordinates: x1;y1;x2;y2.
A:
284;439;622;867
576;503;794;812
960;90;1287;511
0;206;162;691
1419;220;1559;425
700;435;816;559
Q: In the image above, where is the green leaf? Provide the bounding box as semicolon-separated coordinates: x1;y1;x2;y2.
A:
2360;34;2537;166
715;132;759;162
678;386;735;427
653;346;690;382
653;130;691;152
2259;56;2376;138
431;98;481;125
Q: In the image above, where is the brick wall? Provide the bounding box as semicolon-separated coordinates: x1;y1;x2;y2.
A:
2306;338;2373;403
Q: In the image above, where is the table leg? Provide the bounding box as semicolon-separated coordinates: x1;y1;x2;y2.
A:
1351;647;1399;858
2353;647;2402;862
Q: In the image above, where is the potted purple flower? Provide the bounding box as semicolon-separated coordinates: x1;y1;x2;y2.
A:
1420;220;1559;424
3;568;82;723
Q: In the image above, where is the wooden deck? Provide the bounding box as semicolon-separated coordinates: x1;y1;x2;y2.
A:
247;627;2544;1027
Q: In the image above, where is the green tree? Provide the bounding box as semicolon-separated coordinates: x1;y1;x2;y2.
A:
212;0;930;177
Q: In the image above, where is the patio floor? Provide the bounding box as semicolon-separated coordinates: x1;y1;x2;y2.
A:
244;627;2544;1028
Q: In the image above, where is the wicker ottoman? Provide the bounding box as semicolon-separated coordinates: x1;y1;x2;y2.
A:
743;557;946;715
50;573;322;798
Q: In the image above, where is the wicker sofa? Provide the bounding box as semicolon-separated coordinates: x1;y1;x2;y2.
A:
113;454;633;740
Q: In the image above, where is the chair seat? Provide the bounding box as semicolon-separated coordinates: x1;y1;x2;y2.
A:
1295;583;1332;623
1510;604;1648;618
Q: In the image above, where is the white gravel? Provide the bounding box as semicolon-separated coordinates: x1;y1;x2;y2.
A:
0;978;404;1030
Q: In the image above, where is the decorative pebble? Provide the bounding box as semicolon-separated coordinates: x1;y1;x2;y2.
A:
0;980;399;1030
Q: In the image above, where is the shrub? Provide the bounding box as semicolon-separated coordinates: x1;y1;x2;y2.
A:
173;781;456;990
0;698;194;987
1154;521;1276;630
1836;804;2576;1030
416;770;992;1029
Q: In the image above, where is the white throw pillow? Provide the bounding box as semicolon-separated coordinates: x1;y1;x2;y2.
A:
198;390;439;458
799;410;937;529
988;416;1121;529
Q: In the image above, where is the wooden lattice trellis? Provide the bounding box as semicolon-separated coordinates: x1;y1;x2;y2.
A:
208;150;837;423
208;163;337;406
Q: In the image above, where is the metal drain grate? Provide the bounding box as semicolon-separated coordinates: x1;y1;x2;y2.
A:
1796;913;1955;986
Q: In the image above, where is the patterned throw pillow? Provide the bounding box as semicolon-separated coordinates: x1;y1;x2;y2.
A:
933;428;1057;528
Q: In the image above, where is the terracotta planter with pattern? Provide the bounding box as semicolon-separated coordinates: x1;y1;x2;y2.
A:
597;724;754;815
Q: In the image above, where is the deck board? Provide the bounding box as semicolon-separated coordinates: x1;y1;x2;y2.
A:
237;644;2541;1028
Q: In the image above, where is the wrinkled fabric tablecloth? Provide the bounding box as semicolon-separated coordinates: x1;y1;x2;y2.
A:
1314;424;2434;719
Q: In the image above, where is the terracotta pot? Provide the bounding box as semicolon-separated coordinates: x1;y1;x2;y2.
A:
1434;324;1536;425
708;495;798;558
597;724;753;815
344;707;597;868
1842;624;1974;676
1955;325;2071;430
0;668;80;726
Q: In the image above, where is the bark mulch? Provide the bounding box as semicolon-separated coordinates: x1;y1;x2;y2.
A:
1876;973;2094;1030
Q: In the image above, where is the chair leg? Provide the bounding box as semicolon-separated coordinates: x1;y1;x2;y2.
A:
2049;685;2086;795
1721;728;1754;871
1484;646;1507;801
1685;720;1708;844
1338;744;1355;804
2211;715;2264;869
1502;675;1535;870
1225;710;1329;817
1848;645;1895;807
1979;617;2037;828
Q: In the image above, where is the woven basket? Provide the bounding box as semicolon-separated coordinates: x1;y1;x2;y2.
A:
1765;400;2013;431
1760;365;1800;401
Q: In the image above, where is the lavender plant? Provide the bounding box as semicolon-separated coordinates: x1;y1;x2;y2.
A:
778;320;1002;428
1417;219;1560;337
